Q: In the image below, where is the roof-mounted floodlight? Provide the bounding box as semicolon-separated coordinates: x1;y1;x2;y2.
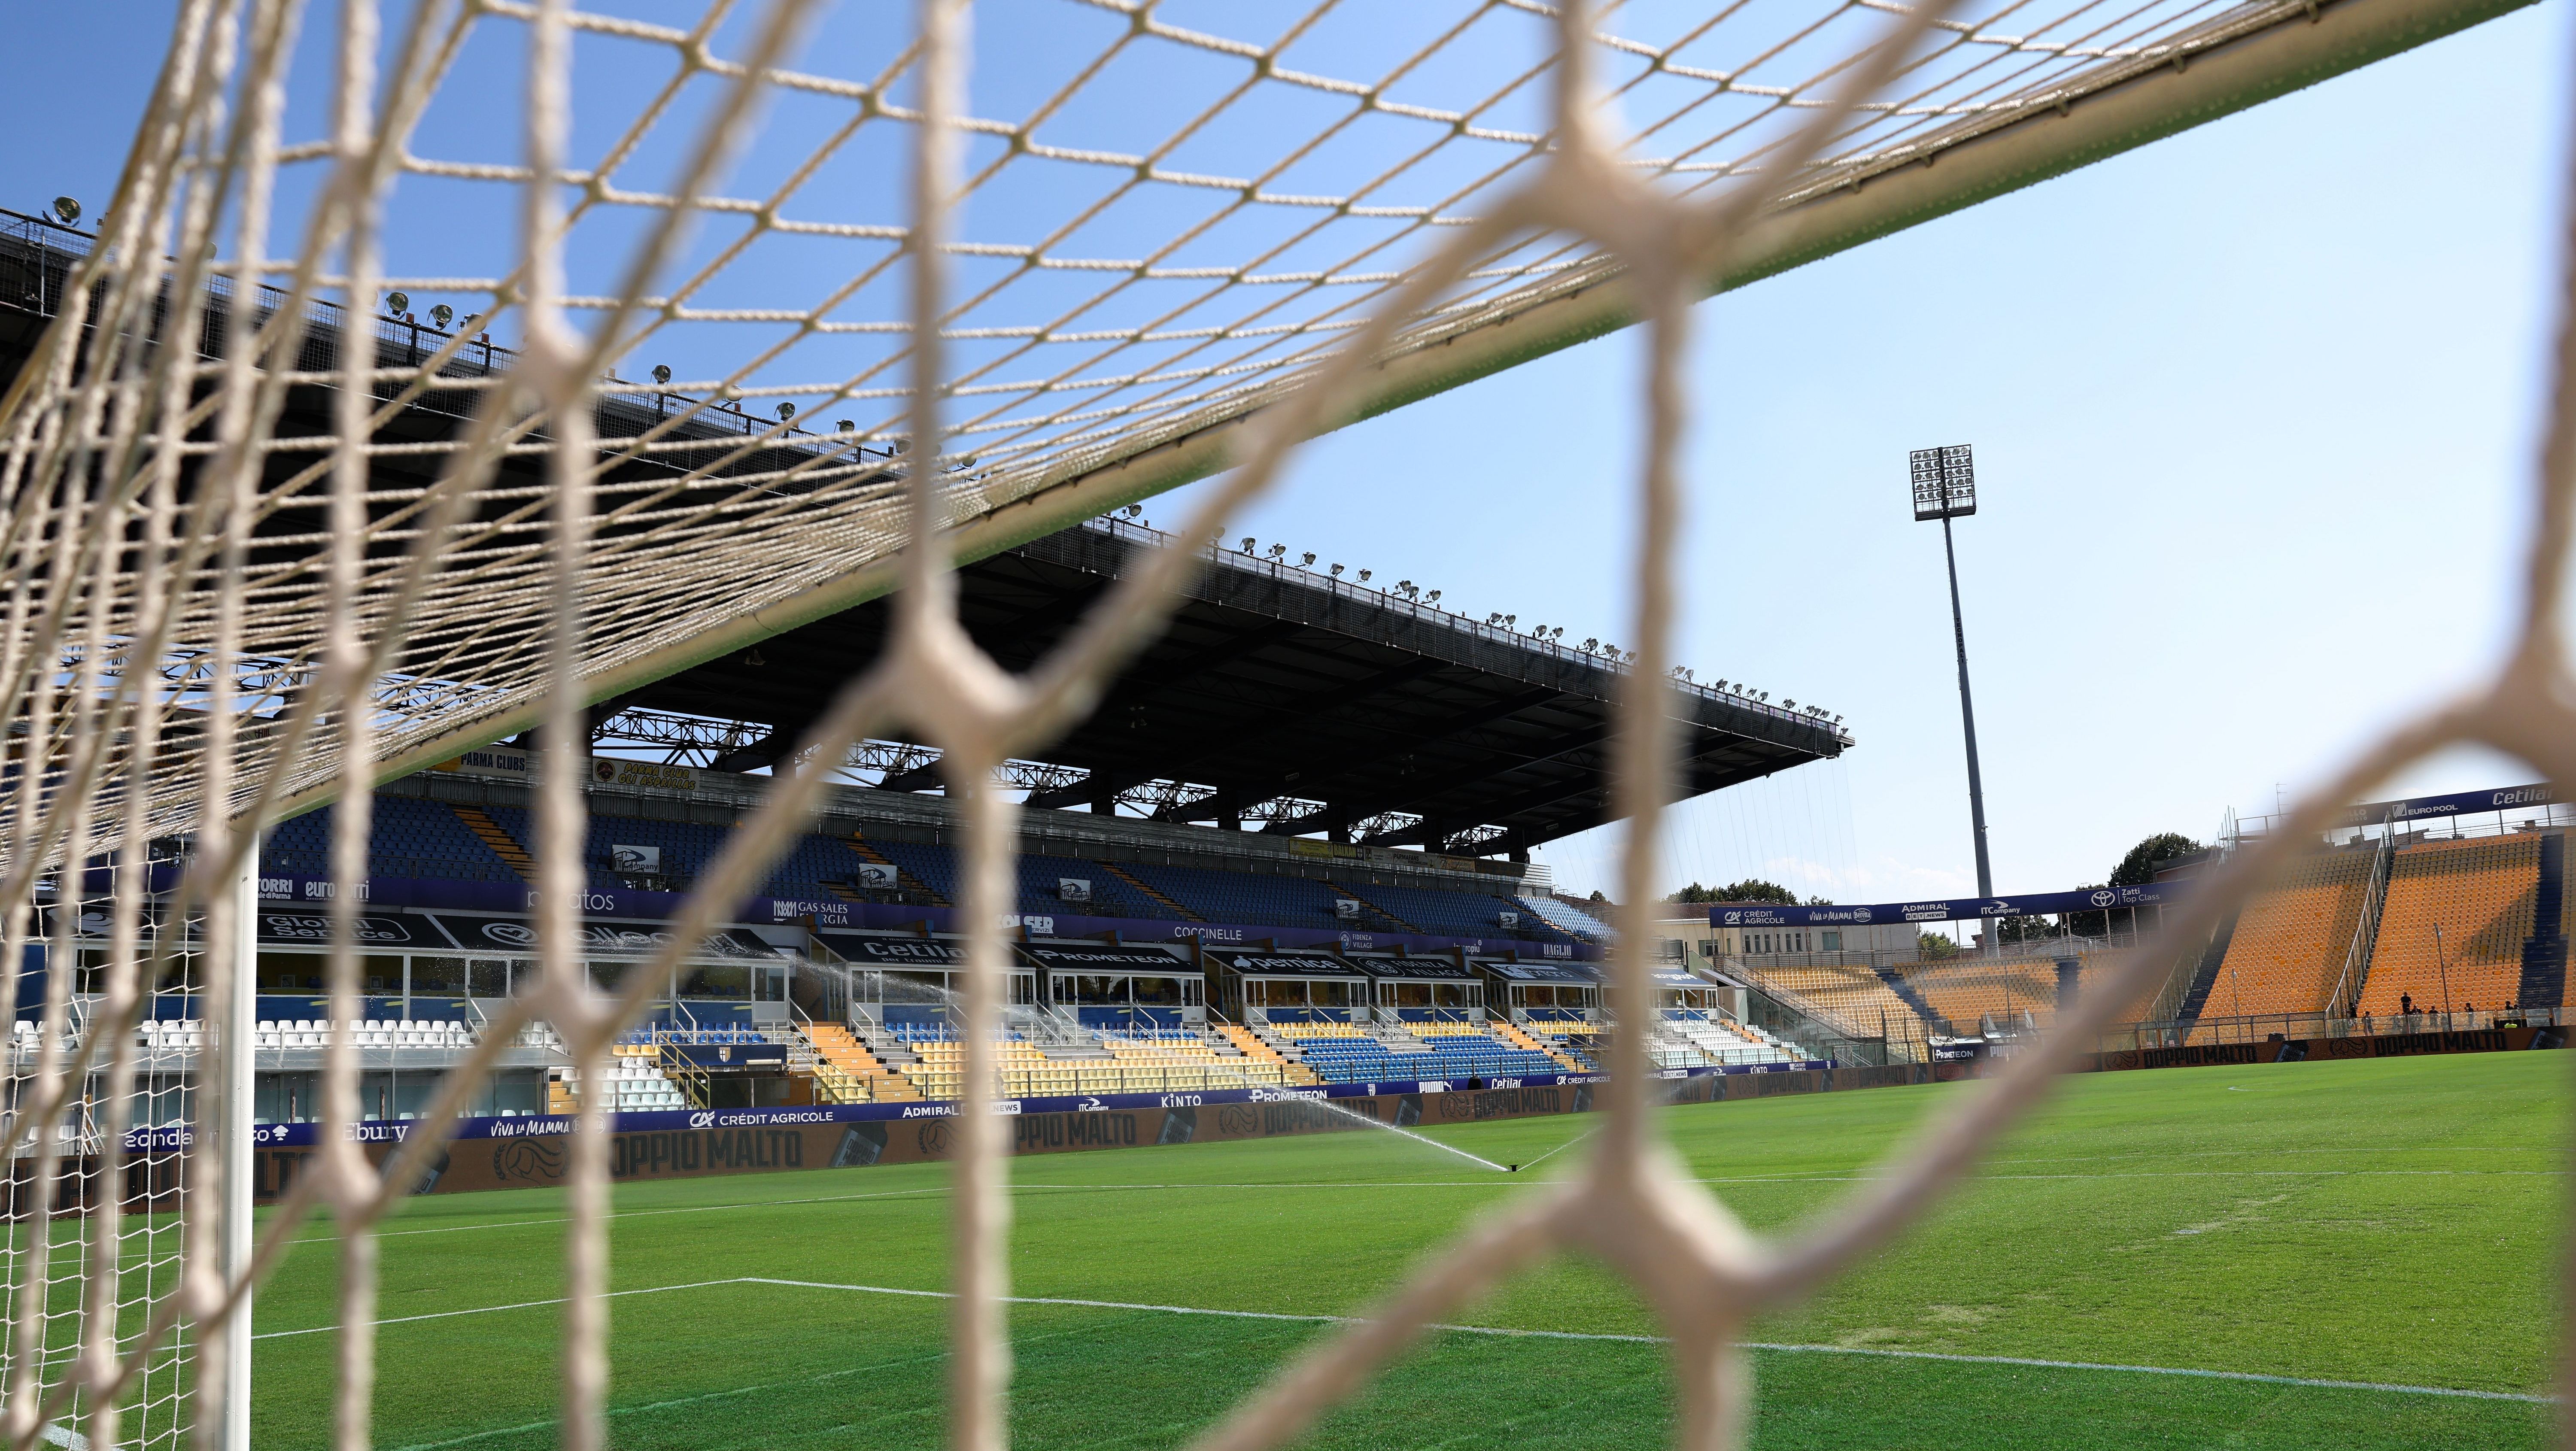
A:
652;364;672;386
1241;537;1256;553
1329;563;1343;577
1425;589;1441;604
1356;569;1370;582
837;419;854;433
429;304;453;329
50;197;79;227
1300;552;1315;567
385;291;411;317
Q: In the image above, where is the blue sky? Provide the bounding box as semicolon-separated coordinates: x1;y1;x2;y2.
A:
8;1;2567;903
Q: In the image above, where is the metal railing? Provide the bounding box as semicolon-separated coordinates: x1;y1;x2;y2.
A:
2097;1006;2560;1050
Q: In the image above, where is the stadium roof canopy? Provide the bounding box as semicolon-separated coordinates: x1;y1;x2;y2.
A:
606;521;1849;857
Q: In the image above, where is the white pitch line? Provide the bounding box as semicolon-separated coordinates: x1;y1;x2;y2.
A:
735;1278;2556;1404
267;1274;2551;1405
249;1279;742;1340
288;1165;2566;1250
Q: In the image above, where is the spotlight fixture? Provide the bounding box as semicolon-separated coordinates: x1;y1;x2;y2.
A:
1125;504;1143;517
1397;579;1414;594
652;364;671;386
1583;638;1598;652
429;304;453;329
777;401;796;421
1328;563;1344;577
837;419;855;433
1268;543;1286;559
1241;537;1257;554
1424;590;1440;604
49;197;79;227
384;290;411;316
1503;614;1514;627
1300;552;1315;567
1356;569;1371;583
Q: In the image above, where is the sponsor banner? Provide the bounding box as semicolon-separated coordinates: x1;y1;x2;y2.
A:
246;1064;1893;1202
193;1062;1832;1157
425;912;778;961
1343;955;1477;981
1711;882;2187;929
1018;943;1194;974
2336;781;2557;827
591;757;700;792
665;1042;788;1069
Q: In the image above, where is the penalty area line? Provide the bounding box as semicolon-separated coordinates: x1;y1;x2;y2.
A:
739;1279;2554;1403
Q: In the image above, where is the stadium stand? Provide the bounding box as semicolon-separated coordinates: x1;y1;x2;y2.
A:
1519;894;1611;941
1115;860;1346;930
1741;962;1930;1037
2187;845;2378;1036
1259;1021;1559;1084
1902;958;2063;1035
2361;833;2545;1017
559;1060;689;1113
262;798;519;884
882;1028;1286;1098
1345;882;1570;943
802;1021;922;1101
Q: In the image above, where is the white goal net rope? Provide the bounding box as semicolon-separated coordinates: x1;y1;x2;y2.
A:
0;1;2566;1449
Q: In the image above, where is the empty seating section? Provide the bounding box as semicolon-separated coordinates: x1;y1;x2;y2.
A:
1120;862;1344;929
1518;894;1610;941
253;791;1580;952
763;834;875;901
1015;853;1158;919
263;798;517;883
244;1017;478;1050
1268;1022;1558;1084
1340;883;1537;939
1668;1016;1794;1065
866;840;965;904
1489;1019;1585;1071
893;1028;1281;1098
2362;835;2543;1016
560;1060;687;1112
1749;963;1928;1035
1902;960;2062;1034
2192;848;2378;1038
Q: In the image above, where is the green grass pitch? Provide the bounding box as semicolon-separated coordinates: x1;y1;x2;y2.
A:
246;1051;2564;1448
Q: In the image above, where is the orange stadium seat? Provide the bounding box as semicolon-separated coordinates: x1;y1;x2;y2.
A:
2360;834;2548;1017
2187;846;2378;1041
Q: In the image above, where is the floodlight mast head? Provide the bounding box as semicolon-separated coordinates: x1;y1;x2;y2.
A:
1909;444;1975;521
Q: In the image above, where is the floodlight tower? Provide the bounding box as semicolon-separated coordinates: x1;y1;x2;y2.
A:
1911;444;1993;904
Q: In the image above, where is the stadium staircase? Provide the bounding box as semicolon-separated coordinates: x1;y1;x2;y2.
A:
848;838;950;905
1098;862;1200;920
1492;1019;1583;1071
1870;966;1940;1027
2172;907;2243;1026
1221;1022;1321;1084
2520;831;2569;1009
450;804;535;880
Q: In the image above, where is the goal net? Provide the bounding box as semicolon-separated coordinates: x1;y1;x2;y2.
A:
0;0;2552;1446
